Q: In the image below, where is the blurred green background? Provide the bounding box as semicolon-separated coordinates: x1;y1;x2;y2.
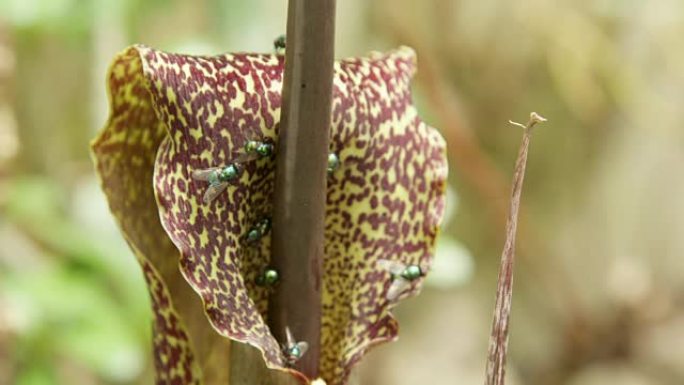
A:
1;0;684;384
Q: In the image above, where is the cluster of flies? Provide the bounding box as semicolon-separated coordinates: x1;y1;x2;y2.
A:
190;34;424;367
191;135;339;366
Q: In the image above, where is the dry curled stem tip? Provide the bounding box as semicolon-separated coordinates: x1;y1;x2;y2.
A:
509;112;547;131
484;112;546;385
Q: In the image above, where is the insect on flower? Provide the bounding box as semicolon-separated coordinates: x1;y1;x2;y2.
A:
94;44;448;385
232;138;275;164
192;139;274;203
273;34;286;54
282;326;309;366
255;267;279;286
244;217;272;244
191;163;242;204
377;259;424;301
327;152;340;176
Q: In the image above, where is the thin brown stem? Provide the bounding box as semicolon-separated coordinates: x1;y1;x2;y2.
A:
484;113;546;385
268;0;336;379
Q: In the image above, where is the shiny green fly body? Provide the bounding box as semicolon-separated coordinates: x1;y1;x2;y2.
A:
256;268;279;286
327;152;340;175
233;139;274;164
273;34;286;54
192;138;273;204
192;163;242;203
377;259;424;301
244;217;272;244
283;326;308;366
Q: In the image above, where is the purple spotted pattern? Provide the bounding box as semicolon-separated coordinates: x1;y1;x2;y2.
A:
143;260;202;385
91;48;202;385
97;44;447;385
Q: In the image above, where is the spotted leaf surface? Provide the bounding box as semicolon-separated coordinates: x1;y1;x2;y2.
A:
95;44;447;385
91;50;203;385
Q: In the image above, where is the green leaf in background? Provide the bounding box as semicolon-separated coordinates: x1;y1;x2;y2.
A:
2;269;145;382
1;176;151;384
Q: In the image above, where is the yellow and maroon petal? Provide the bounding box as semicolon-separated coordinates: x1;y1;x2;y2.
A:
136;45;447;385
143;261;201;385
91;48;205;385
322;51;448;382
143;46;289;370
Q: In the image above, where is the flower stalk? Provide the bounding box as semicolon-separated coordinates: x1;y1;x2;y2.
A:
269;0;337;379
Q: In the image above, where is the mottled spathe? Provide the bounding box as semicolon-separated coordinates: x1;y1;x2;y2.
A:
92;44;447;385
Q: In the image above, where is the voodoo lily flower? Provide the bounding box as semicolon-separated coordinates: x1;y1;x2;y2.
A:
92;44;447;385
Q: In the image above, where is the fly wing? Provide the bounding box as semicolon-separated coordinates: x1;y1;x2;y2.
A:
296;341;309;358
284;326;295;346
386;278;411;301
203;182;228;204
377;259;406;276
231;151;260;164
192;167;220;181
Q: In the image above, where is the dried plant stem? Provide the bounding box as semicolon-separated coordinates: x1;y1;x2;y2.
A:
269;0;336;379
484;113;546;385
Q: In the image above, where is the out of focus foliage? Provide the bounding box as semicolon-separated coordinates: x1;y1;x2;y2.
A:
0;176;151;384
1;0;683;384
